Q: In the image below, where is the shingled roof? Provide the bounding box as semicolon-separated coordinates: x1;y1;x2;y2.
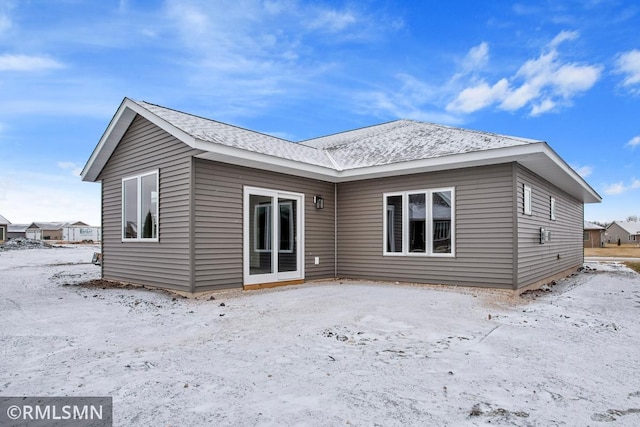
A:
81;98;601;203
607;221;640;234
137;101;334;169
301;119;538;170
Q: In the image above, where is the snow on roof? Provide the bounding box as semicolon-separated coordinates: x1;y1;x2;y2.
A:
27;221;88;230
608;221;640;234
81;98;602;204
134;101;334;169
0;214;10;224
8;224;29;232
584;221;604;230
136;102;540;171
300;120;539;170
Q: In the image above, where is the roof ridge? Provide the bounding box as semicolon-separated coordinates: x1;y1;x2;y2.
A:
299;119;407;145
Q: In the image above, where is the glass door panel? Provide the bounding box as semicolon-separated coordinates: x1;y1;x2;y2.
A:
278;198;297;273
249;194;274;276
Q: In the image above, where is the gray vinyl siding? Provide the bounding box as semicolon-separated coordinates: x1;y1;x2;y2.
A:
193;159;335;291
336;164;515;289
606;223;632;243
516;165;583;289
98;115;201;292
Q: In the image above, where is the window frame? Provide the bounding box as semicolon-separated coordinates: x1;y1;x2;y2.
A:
253;203;272;252
121;170;159;242
278;201;294;254
550;196;556;220
253;200;295;254
383;187;455;258
523;184;532;215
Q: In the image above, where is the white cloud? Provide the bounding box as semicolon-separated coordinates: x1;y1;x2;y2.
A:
615;49;640;91
447;31;602;116
0;14;10;33
462;42;489;71
573;165;593;178
0;54;64;71
306;8;358;33
627;136;640;148
161;0;392;117
603;179;640;195
356;73;463;124
549;30;578;48
604;182;626;195
0;1;12;34
57;161;83;177
447;78;509;114
0;171;101;225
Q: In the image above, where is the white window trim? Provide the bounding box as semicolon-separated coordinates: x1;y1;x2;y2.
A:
523;184;532;215
382;191;404;257
550;196;556;220
383;187;455;257
121;170;159;242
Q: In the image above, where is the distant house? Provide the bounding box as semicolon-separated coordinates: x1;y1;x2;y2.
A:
81;98;601;295
0;215;9;243
606;221;640;244
583;221;605;248
25;221;89;241
7;224;29;239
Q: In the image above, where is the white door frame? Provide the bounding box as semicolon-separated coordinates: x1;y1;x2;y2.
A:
243;186;304;285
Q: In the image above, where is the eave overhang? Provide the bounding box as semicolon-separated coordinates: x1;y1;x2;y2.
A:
82;98;601;204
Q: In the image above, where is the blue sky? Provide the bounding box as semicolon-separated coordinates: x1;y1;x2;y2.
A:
1;0;639;226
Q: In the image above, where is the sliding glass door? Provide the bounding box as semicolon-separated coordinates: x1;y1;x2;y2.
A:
244;187;303;284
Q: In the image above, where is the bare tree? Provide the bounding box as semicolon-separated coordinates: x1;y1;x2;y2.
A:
627;215;638;222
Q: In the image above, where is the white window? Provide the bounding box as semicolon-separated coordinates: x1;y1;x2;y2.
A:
523;184;532;215
122;170;159;241
383;188;455;257
550;197;556;220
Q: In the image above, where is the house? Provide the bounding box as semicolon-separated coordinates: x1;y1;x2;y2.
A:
7;224;29;240
583;221;605;248
81;98;601;295
0;215;9;243
606;221;640;244
25;221;89;241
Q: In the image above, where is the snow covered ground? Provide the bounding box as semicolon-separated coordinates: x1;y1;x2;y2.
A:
1;246;640;426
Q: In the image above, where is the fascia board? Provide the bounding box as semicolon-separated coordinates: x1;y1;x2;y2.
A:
537;143;602;203
195;142;537;181
84;105;601;205
193;141;338;182
81;98;134;182
196;142;600;203
81;98;199;182
333;144;543;181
